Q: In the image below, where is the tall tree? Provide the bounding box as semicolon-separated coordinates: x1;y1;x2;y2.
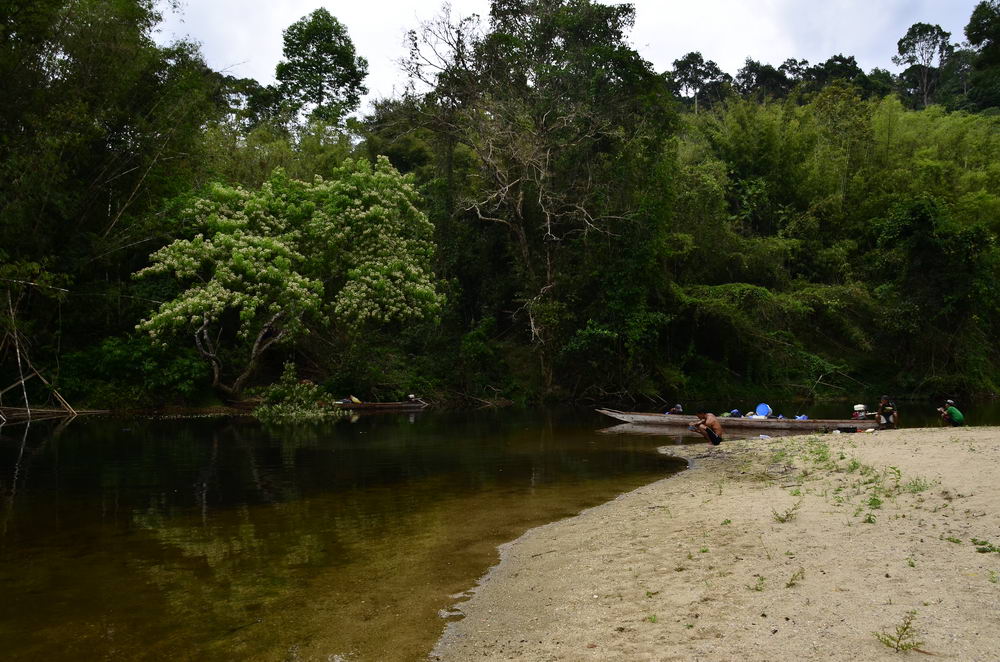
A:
805;54;866;88
0;0;223;385
672;51;730;113
735;58;791;99
779;58;809;82
405;0;677;393
965;0;1000;108
135;159;444;397
275;8;369;123
967;0;1000;66
892;22;952;107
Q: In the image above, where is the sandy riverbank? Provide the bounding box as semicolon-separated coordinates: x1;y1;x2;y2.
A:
432;427;1000;661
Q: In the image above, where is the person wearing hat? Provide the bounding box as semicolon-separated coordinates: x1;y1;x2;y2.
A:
940;400;965;426
875;395;898;429
665;403;684;415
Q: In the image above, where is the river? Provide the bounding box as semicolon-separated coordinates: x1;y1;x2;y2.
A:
0;410;684;661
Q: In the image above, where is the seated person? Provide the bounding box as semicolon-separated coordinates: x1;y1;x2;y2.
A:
875;395;899;429
665;403;684;415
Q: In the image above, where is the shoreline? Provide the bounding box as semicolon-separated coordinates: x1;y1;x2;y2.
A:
432;427;1000;661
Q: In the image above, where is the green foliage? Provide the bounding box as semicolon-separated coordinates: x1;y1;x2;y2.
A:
971;538;1000;553
0;0;225;367
873;610;924;652
785;567;805;588
275;8;368;123
135;157;444;396
892;23;952;108
59;336;210;407
254;362;344;424
772;501;802;523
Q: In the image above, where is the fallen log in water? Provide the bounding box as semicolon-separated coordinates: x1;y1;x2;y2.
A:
0;407;108;423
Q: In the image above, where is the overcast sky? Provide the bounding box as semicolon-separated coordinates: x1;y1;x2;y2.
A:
157;0;982;109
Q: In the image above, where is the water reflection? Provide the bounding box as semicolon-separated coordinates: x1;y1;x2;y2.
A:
0;412;683;661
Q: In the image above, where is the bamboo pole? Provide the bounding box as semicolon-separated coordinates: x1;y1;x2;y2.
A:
7;292;30;419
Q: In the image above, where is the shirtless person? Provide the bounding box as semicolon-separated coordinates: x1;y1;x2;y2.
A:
690;410;725;446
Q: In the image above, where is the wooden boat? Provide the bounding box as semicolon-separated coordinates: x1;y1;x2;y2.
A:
334;399;429;412
597;423;819;439
595;408;876;432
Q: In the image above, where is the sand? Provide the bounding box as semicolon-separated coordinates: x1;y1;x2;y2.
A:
432;427;1000;661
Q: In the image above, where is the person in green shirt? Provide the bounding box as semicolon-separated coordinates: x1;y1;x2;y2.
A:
940;400;965;427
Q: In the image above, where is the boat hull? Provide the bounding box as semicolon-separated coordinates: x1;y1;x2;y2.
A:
334;401;428;412
595;409;875;431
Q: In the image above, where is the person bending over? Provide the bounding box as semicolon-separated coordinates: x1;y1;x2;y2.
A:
940;400;965;427
691;411;725;446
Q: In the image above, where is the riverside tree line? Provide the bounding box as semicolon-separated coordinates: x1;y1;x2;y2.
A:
3;0;1000;410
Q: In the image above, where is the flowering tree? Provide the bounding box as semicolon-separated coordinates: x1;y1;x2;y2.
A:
135;157;444;397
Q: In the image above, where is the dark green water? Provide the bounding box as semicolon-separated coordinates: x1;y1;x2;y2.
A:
0;411;685;661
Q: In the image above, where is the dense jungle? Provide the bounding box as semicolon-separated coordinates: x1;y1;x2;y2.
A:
3;0;1000;412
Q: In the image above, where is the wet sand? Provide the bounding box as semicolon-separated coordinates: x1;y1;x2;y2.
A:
433;427;1000;661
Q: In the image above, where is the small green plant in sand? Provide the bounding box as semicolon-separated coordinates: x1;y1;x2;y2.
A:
646;614;658;623
906;557;916;567
699;547;709;553
805;439;832;467
863;512;877;524
944;536;962;544
785;567;805;588
987;570;998;584
721;519;732;526
788;487;802;497
971;538;1000;554
684;623;694;629
885;466;902;490
772;501;802;523
867;496;883;510
645;590;660;598
903;477;933;493
746;576;766;591
873;610;924;652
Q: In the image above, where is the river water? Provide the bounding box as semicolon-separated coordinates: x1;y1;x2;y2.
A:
0;410;685;661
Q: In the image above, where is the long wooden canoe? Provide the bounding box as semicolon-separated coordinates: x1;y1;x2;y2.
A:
334;400;428;412
595;408;876;431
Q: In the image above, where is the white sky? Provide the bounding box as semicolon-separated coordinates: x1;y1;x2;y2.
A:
157;0;981;109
